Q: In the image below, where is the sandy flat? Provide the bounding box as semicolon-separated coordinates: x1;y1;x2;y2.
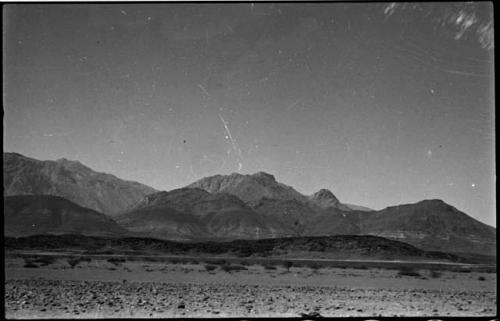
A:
4;258;497;318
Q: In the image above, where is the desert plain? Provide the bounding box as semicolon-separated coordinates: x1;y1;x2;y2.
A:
4;254;496;318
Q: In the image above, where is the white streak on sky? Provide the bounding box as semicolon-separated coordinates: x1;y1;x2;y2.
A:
219;114;243;172
197;84;210;98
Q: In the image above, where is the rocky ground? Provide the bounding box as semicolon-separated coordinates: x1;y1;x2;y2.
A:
4;257;497;318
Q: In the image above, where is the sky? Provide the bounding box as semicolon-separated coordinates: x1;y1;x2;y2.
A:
3;3;495;226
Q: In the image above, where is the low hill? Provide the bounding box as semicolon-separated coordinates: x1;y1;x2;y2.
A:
357;199;497;256
4;195;127;237
3;234;472;263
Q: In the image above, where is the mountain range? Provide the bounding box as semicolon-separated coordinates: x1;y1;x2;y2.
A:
4;152;156;215
3;152;496;256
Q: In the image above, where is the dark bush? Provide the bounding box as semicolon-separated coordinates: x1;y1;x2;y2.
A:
220;264;248;273
308;262;322;271
263;264;277;270
429;270;442;278
397;266;421;277
33;256;57;266
107;257;126;266
204;264;218;272
67;257;83;269
23;260;39;268
282;261;293;271
206;259;226;266
478;276;486;281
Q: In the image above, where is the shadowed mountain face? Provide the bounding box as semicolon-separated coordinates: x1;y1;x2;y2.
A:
116;188;281;241
356;200;497;256
3;153;157;216
4;195;127;237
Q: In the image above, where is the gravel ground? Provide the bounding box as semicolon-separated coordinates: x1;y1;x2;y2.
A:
4;258;497;318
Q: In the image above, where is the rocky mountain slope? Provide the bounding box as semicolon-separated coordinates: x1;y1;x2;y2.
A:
357;200;497;256
3;152;157;216
187;172;310;204
4;195;127;237
187;172;371;213
116;188;281;241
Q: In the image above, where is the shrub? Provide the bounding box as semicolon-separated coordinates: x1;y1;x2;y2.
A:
33;256;57;266
67;257;83;269
282;261;293;271
429;270;442;278
107;257;126;266
204;264;218;272
263;264;277;270
397;266;421;277
23;260;39;268
478;276;486;281
220;264;248;273
207;259;226;266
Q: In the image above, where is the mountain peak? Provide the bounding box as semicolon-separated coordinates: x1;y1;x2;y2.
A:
415;199;450;209
314;188;337;199
187;171;306;204
251;171;276;183
309;188;340;208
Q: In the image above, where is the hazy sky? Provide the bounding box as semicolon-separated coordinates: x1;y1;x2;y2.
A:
3;3;495;226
